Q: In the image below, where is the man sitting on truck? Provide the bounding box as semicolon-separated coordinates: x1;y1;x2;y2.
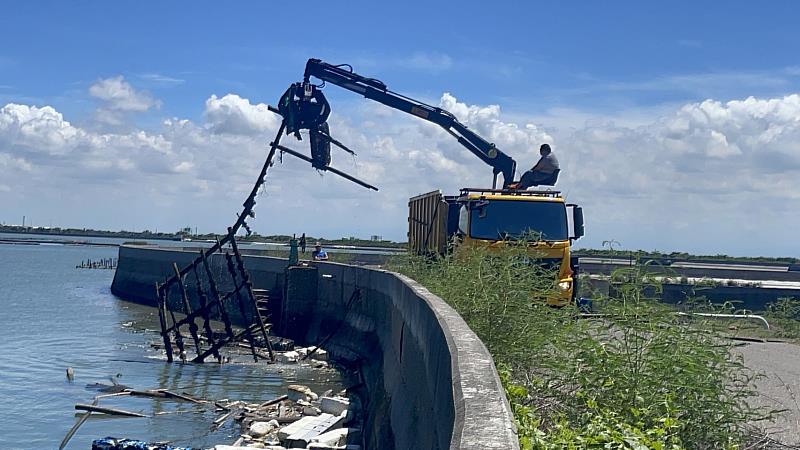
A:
511;144;560;189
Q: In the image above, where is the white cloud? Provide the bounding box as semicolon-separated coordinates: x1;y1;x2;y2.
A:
1;92;799;256
139;73;185;85
0;103;82;154
439;92;553;165
204;94;280;135
89;76;160;112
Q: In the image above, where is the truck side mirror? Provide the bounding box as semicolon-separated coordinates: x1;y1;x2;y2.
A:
458;205;469;235
567;204;585;240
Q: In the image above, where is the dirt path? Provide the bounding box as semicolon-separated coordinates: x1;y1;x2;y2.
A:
734;341;800;445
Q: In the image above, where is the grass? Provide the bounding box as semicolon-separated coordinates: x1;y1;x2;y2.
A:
389;242;783;449
764;298;800;340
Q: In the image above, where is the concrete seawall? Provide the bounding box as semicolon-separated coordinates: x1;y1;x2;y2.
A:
111;245;518;450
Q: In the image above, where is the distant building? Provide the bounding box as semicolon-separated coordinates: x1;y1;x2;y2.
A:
370;235;383;241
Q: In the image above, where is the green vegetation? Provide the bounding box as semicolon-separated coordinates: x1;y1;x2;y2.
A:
764;298;800;340
389;242;778;449
0;225;405;248
0;224;183;240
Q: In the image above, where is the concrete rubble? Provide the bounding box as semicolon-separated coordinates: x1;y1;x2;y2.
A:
275;346;330;366
216;380;362;450
88;331;366;449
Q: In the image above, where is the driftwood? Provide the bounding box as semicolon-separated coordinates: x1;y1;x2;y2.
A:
215;401;232;411
126;389;167;398
211;409;237;431
259;394;288;408
75;403;147;418
213;410;235;425
161;389;204;404
126;389;204;404
60;392;131;449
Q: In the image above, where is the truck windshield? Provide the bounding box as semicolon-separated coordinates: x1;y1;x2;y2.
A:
469;200;568;241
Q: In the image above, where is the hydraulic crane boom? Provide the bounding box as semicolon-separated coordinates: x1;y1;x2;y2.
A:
302;59;517;188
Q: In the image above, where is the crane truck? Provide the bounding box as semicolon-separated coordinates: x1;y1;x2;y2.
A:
277;59;585;305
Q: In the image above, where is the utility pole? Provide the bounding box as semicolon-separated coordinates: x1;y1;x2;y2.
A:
22;215;25;227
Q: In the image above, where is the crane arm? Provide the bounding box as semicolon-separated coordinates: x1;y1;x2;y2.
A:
302;59;517;188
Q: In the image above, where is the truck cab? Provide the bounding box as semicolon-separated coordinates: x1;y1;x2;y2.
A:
409;188;584;306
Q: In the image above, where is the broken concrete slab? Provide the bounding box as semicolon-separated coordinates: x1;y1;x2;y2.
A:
307;445;361;450
287;384;317;402
275;351;299;364
215;446;285;450
319;396;349;416
309;427;359;447
278;413;345;447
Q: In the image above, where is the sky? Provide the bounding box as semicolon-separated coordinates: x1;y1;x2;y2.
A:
1;1;800;257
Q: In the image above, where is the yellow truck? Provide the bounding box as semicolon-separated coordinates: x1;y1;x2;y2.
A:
409;188;584;305
275;58;586;304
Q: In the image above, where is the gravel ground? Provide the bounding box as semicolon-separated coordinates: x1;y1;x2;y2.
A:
734;341;800;446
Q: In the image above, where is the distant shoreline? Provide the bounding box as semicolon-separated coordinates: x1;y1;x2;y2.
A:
0;227;407;253
0;226;406;247
0;227;181;241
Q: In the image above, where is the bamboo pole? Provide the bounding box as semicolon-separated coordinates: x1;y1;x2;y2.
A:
225;251;259;362
174;263;201;355
229;231;275;360
163;280;186;359
155;282;173;363
201;252;235;340
74;404;147;418
192;262;220;362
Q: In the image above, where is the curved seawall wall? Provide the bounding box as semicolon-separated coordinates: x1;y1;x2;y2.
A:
111;245;518;450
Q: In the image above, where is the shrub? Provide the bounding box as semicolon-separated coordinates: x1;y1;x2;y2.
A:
390;243;771;449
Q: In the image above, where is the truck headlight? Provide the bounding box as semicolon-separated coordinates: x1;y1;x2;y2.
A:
558;281;572;291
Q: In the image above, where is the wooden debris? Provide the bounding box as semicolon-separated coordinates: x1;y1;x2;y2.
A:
259;395;288;408
74;403;147;418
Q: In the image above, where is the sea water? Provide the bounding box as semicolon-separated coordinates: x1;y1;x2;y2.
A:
0;242;341;450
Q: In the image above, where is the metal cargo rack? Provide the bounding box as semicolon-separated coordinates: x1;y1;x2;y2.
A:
458;187;562;198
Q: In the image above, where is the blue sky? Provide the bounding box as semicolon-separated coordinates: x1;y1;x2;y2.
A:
2;1;800;256
5;1;800;118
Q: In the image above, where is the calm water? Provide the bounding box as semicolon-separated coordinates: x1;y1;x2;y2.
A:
0;243;342;450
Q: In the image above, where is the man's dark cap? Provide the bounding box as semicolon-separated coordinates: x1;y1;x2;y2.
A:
540;143;551;153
